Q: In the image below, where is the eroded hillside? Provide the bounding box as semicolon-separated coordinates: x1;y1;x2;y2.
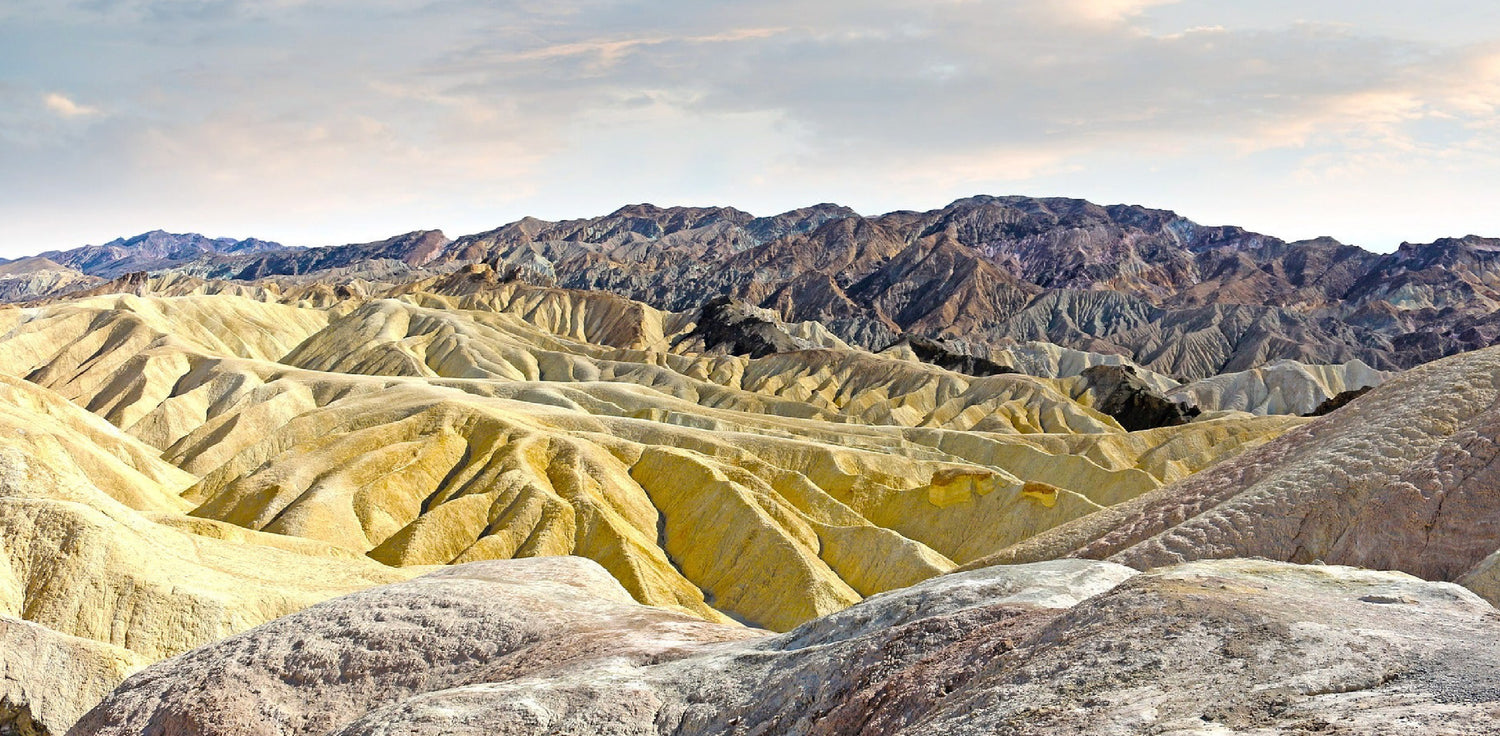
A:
0;271;1305;635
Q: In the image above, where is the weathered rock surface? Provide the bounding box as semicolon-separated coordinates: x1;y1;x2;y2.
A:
76;557;1500;736
0;615;144;736
71;557;760;736
977;343;1500;608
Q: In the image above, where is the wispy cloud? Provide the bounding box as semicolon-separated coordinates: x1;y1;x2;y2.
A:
503;27;787;66
43;92;101;119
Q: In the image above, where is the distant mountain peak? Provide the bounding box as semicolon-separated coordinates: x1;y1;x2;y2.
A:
39;230;291;279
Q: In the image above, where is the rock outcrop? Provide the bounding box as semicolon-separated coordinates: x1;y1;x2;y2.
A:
1305;384;1376;416
71;557;761;736
882;334;1018;377
75;557;1500;736
675;296;849;357
0;616;144;736
1072;364;1200;431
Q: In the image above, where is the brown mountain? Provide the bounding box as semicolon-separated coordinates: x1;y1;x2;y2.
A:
18;196;1500;378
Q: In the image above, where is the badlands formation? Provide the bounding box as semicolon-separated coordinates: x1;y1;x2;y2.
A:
0;197;1497;734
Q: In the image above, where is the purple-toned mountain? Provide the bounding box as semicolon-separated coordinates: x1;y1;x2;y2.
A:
21;197;1500;377
176;230;450;280
37;230;293;279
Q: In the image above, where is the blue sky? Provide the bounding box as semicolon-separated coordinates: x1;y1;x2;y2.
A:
4;0;1500;255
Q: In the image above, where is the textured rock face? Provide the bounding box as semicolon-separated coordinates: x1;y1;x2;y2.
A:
1306;384;1376;416
0;616;144;736
976;343;1500;607
72;557;760;736
75;558;1500;736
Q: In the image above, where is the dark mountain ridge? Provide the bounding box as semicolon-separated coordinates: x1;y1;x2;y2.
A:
19;196;1500;378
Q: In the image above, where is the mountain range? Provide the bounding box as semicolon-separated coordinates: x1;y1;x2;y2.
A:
12;196;1500;379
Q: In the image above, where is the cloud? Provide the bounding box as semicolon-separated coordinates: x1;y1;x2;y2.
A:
1056;0;1183;24
43;92;100;118
3;0;1500;254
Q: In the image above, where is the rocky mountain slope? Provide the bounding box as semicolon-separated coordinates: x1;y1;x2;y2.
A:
971;341;1500;604
0;257;100;303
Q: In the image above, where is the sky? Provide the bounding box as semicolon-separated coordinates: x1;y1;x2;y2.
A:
5;1;1500;256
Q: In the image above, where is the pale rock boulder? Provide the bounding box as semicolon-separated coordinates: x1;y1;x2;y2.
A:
72;557;761;736
76;558;1500;736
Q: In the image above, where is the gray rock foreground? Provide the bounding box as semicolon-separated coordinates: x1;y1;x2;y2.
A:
70;556;1500;736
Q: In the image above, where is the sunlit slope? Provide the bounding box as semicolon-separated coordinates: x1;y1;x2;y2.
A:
0;283;1300;630
0;375;413;664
